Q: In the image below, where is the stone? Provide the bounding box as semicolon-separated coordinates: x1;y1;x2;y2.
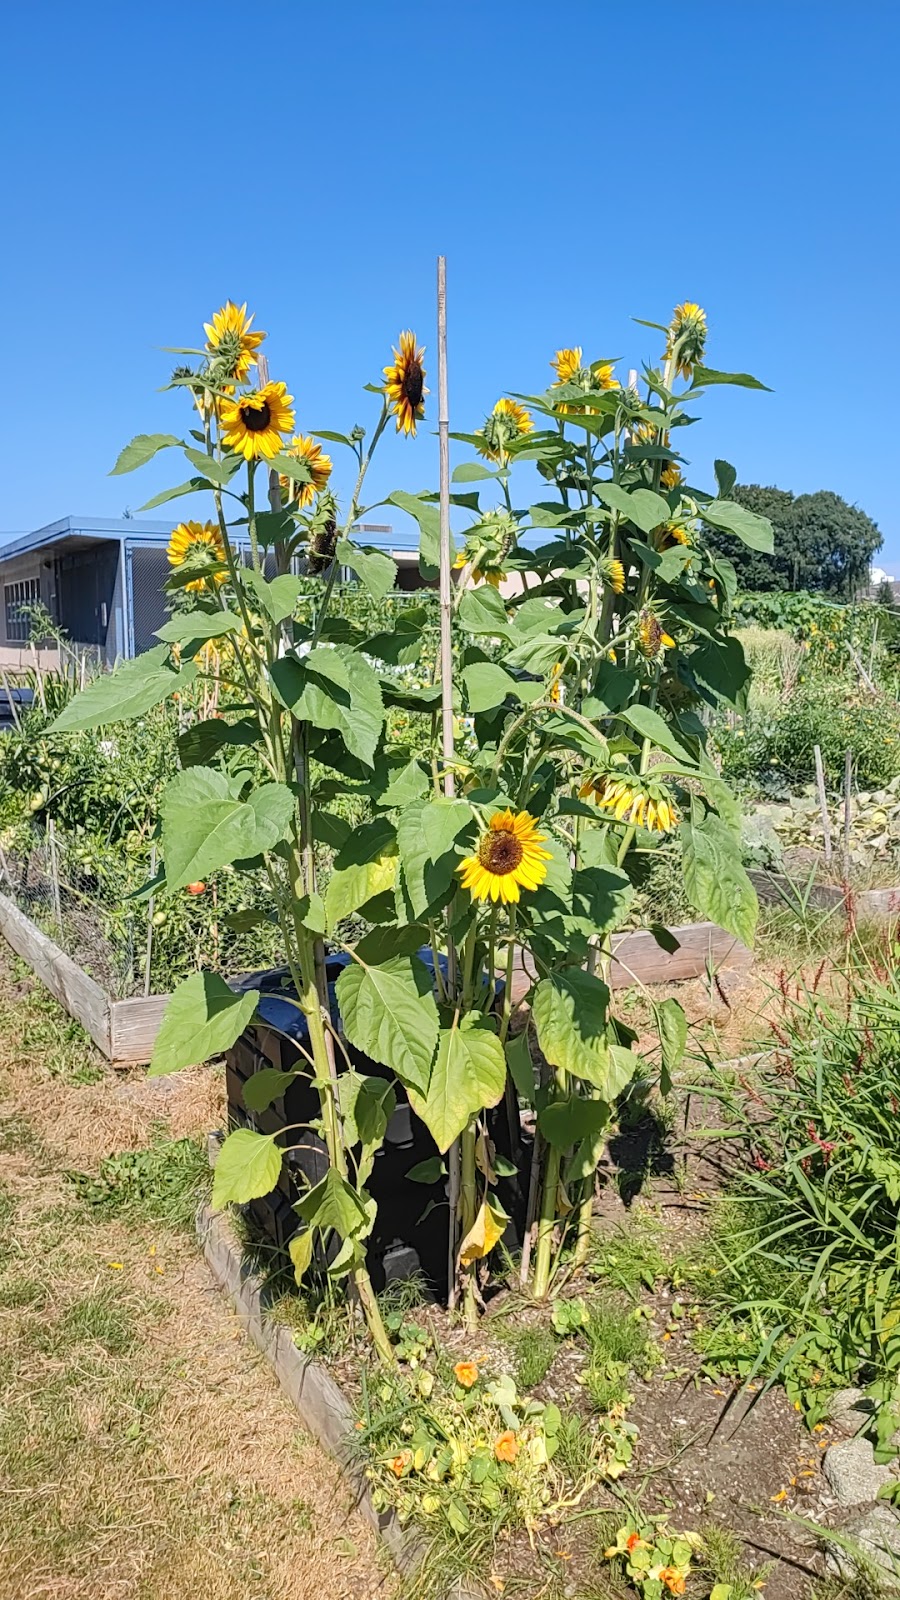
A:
824;1504;900;1588
824;1438;895;1506
829;1387;876;1437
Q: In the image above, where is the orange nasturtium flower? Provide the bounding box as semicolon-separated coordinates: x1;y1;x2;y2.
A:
658;1568;687;1595
453;1361;479;1389
626;1533;646;1554
186;882;206;896
388;1451;412;1477
494;1430;520;1464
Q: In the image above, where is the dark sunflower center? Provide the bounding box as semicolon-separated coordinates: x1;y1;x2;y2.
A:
402;360;424;408
479;829;524;876
242;400;271;431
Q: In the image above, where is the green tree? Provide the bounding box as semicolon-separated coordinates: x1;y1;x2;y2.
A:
876;577;896;609
705;485;882;597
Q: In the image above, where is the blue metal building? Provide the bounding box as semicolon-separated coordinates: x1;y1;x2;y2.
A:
0;515;416;666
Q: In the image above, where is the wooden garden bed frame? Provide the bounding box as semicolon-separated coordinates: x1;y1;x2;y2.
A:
747;869;900;922
0;888;751;1067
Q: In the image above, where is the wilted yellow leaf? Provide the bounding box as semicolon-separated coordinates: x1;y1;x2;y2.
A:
458;1199;507;1266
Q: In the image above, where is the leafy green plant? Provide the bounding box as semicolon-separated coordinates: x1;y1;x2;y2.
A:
65;1136;210;1228
697;959;900;1431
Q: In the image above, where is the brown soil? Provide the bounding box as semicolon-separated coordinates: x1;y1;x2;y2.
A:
0;951;396;1600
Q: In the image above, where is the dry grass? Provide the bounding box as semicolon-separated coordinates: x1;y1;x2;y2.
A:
0;953;396;1600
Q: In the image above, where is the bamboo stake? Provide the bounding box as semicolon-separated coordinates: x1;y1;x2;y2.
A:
143;843;157;997
47;818;62;932
437;255;463;1309
813;744;833;868
29;641;47;712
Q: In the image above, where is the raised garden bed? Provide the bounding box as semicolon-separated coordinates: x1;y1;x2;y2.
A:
748;869;900;921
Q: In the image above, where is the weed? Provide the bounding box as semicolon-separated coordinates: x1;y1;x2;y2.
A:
508;1324;558;1390
55;1289;139;1356
589;1217;668;1299
0;1112;41;1154
65;1134;210;1228
582;1295;658;1413
699;1523;772;1600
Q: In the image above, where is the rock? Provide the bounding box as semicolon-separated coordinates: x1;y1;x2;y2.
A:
824;1504;900;1587
829;1387;876;1437
824;1438;894;1506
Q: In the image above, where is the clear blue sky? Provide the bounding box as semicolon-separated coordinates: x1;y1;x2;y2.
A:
3;2;899;563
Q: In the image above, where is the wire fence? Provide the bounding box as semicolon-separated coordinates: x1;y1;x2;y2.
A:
0;824;284;1000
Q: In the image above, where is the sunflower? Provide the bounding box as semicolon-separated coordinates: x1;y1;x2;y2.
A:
660;461;683;490
384;331;427;436
637;607;675;659
477;397;533;461
203;301;266;383
459;809;552;905
220;381;295;462
603;558;626;593
657;519;692;549
551;347;583;384
166;521;227;591
665;301;707;380
580;773;677;834
280;434;333;507
592;361;620;391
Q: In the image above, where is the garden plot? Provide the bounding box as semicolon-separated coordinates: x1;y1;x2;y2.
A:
745;778;900;919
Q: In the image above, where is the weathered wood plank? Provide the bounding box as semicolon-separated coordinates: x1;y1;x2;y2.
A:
748;869;900;921
506;920;751;1002
108;994;171;1066
0;891;111;1055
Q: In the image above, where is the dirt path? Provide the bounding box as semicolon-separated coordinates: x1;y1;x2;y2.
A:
0;952;396;1600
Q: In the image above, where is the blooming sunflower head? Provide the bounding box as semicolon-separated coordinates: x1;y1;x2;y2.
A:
660;461;683;490
551;347;583;385
220;381;295;462
384;331;427;436
657;518;692;549
590;361;620;392
166;521;227;592
203;301;266;384
603;557;626;594
637;607;675;660
477;397;533;462
280;434;333;507
580;772;677;833
459;809;552;905
665;301;707;380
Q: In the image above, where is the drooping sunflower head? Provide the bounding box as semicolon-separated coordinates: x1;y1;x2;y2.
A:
665;301;707;380
203;301;266;384
551;347;583;385
660;461;683;490
603;557;626;594
580;771;678;833
477;397;533;461
658;518;692;549
457;508;518;588
384;331;427;436
458;808;552;905
306;490;339;574
219;381;295;462
279;434;333;507
166;521;227;592
637;607;675;660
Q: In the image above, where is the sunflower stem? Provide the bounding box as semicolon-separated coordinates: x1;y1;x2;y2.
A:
531;1133;562;1301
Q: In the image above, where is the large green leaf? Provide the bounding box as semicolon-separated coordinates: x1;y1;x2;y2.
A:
461;661;538;712
161;769;294;889
458;584;512;637
506;1031;536;1104
618;703;697;766
532;969;621;1093
156;609;242;644
701;499;774;554
691;365;772;392
241;569;302;624
335;955;439;1095
538;1095;611;1151
138;477;216;511
689;636;750;707
388;489;452;579
182;445;241;486
176;715;259;768
681;806;757;948
656;998;687;1095
150;971;258;1077
212;1127;283;1209
296;1167;370;1238
335;538;397;602
271;644;384;767
50;645;196;732
596;483;671;534
324;818;398;928
397;797;470;917
110;433;182;475
409;1015;506;1153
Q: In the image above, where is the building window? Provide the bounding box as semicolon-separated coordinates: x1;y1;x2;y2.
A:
4;578;41;643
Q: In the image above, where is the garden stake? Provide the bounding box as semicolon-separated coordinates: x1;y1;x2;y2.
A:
47;818;62;932
143;843;157;997
813;744;832;867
